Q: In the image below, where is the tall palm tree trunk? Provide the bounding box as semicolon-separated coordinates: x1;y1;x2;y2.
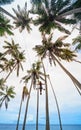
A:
36;90;39;130
52;53;81;92
0;6;16;19
48;76;62;130
16;97;23;130
80;21;81;34
42;60;50;130
22;80;33;130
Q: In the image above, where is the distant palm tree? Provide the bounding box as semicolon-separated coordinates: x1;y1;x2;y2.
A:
12;2;32;32
16;86;29;130
3;39;25;76
0;14;13;36
73;0;81;33
34;33;81;94
0;85;15;109
22;61;45;130
31;0;81;34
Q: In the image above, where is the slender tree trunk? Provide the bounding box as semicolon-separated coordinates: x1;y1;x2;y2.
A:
22;80;33;130
36;90;39;130
51;53;81;91
42;60;50;130
4;64;16;82
16;97;23;130
48;76;62;130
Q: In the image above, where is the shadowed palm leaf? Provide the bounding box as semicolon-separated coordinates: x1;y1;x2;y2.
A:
22;61;44;89
0;0;14;5
71;0;81;35
0;14;13;36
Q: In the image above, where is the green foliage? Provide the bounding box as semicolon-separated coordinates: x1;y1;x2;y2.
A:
0;14;14;36
0;39;25;76
0;86;15;109
34;34;76;64
73;0;81;20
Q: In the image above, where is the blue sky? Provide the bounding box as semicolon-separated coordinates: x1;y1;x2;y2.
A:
0;0;81;125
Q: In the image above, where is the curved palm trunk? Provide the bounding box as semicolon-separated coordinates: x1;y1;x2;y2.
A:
51;53;81;92
36;90;39;130
22;80;33;130
48;76;62;130
42;60;50;130
0;6;16;19
16;97;23;130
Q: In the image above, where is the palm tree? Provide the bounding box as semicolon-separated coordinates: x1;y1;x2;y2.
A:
0;13;14;36
22;61;45;130
16;86;29;130
31;0;81;34
12;2;32;32
34;33;81;95
3;39;25;76
0;85;15;109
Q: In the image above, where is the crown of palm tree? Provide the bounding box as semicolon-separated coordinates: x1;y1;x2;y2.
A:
22;61;45;89
1;39;25;76
34;34;76;64
0;86;15;109
13;2;32;32
31;0;78;34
